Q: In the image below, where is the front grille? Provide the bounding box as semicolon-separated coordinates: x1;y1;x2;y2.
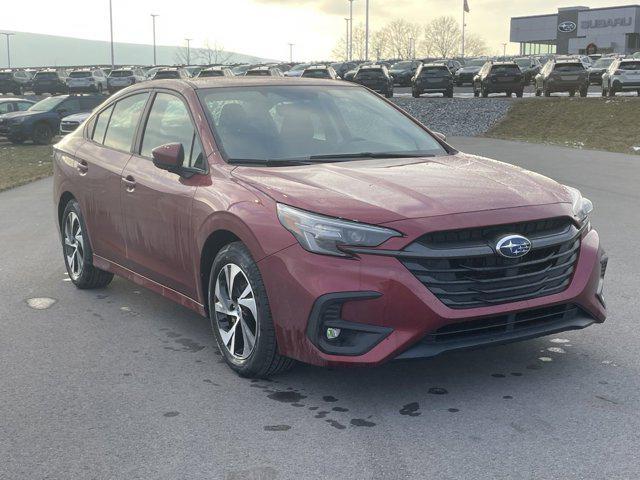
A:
399;218;581;309
424;304;579;344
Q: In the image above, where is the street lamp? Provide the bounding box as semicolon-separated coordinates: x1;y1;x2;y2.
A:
347;0;354;61
288;43;294;63
151;14;159;66
344;18;350;61
0;32;15;68
185;38;192;65
109;0;114;69
364;0;370;61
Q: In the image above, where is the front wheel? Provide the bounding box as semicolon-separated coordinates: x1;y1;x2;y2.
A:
516;89;524;98
32;123;53;145
579;87;588;98
209;242;294;378
61;200;114;289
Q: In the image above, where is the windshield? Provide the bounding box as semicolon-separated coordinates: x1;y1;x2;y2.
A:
154;71;180;79
290;64;310;72
109;70;133;77
199;70;224;77
391;61;413;70
620;62;640;71
35;72;58;80
302;70;330;78
593;58;614;68
29;96;65;112
198;85;447;163
70;71;92;78
491;65;520;74
246;70;271;76
464;59;486;67
515;59;532;67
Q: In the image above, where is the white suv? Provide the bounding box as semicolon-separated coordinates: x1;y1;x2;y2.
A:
602;58;640;96
66;68;108;94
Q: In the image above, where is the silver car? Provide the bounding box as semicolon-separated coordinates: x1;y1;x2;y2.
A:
107;67;146;94
59;111;91;135
602;58;640;96
66;68;108;94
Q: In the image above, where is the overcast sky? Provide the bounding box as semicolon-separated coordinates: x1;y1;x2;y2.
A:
0;0;627;59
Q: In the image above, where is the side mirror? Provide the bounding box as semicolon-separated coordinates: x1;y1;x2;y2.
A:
433;131;447;143
152;143;184;173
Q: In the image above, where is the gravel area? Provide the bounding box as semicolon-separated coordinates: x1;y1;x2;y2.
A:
391;97;512;137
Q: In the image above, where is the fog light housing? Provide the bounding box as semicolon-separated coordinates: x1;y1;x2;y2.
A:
326;328;342;340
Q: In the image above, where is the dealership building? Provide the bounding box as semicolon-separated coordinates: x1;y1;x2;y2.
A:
511;5;640;55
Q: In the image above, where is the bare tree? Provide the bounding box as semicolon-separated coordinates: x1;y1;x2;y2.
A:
371;28;391;61
199;40;232;65
421;16;461;58
383;19;421;60
463;33;489;57
174;46;190;65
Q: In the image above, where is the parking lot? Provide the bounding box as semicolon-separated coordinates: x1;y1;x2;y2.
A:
2;136;638;480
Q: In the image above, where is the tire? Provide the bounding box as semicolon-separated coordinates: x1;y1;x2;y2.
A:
385;90;394;98
412;89;420;98
535;88;541;97
445;88;453;98
481;85;489;98
13;85;23;96
32;123;54;145
569;90;575;97
8;137;24;144
473;89;479;98
208;242;294;378
579;87;588;98
97;84;103;94
61;200;114;290
608;87;616;97
637;90;640;97
506;91;512;98
544;86;551;97
602;87;607;97
516;89;524;98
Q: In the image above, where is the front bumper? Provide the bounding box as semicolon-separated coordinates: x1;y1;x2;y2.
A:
612;79;640;91
258;209;606;367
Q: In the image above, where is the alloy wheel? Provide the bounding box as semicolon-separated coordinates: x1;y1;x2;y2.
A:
214;263;258;360
64;211;84;280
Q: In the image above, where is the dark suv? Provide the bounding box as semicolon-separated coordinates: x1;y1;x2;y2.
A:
151;67;191;80
473;62;524;97
197;67;234;78
514;57;542;85
353;65;394;98
389;60;422;86
32;70;69;95
0;70;32;95
535;59;589;97
0;94;102;144
412;64;454;98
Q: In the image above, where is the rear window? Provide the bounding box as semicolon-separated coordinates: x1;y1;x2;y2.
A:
490;65;520;74
420;66;450;76
355;69;384;79
199;70;224;77
0;72;12;80
35;72;59;79
620;62;640;71
246;70;270;76
302;70;330;78
554;63;584;72
110;70;133;77
70;71;92;78
154;71;180;79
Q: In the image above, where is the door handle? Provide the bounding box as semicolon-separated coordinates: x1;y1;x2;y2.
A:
122;175;136;192
77;160;88;175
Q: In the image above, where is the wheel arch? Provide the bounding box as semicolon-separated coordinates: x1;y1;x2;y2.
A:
58;191;76;229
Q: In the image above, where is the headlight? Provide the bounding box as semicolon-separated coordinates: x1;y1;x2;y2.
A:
277;203;401;257
565;186;593;226
9;116;25;125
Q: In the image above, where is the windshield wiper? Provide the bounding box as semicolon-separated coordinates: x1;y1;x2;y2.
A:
308;152;436;160
227;158;314;167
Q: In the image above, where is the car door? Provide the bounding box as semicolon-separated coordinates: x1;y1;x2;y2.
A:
74;92;150;266
120;90;206;298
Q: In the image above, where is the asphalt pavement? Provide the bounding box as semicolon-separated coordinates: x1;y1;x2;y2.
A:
1;138;639;479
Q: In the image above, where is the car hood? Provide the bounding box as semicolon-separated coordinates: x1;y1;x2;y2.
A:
62;112;91;122
231;153;571;225
1;110;47;121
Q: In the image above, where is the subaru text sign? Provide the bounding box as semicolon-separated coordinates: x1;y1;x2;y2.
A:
558;21;577;33
581;17;633;29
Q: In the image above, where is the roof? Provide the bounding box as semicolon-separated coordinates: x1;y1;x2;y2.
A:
0;97;35;103
144;77;358;91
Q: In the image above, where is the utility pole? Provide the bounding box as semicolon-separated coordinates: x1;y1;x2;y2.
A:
0;32;15;68
109;0;114;69
347;0;354;61
185;38;192;65
364;0;370;61
344;18;350;61
151;14;159;66
288;43;294;63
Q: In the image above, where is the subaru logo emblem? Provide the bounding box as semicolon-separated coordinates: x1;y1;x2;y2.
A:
496;235;532;258
558;21;577;33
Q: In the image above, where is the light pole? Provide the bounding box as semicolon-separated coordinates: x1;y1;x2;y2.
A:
347;0;354;61
344;18;350;61
109;0;114;69
151;14;159;66
409;37;415;59
288;43;294;63
502;43;507;58
0;32;15;68
364;0;370;61
185;38;192;65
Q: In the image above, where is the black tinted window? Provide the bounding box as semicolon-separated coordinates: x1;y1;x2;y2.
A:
199;70;224;77
140;93;203;169
620;62;640;71
490;65;520;74
102;93;149;151
554;63;584;72
60;98;82;114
